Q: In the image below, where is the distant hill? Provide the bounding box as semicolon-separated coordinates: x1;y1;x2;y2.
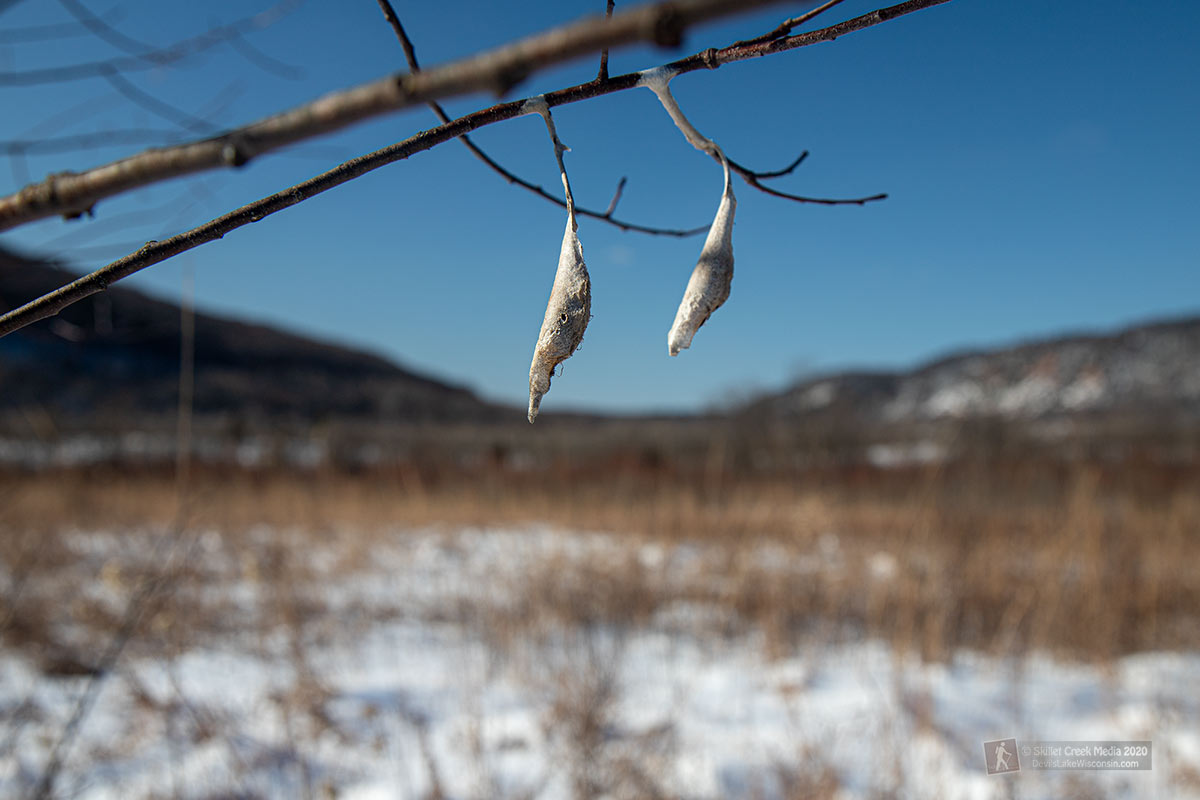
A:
0;246;513;438
750;317;1200;426
4;244;1197;470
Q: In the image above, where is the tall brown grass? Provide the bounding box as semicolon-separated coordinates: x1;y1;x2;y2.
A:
2;451;1197;798
3;453;1196;664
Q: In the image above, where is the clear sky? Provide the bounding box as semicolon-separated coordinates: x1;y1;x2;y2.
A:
2;0;1198;414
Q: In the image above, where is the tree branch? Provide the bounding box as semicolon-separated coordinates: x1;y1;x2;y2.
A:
598;0;616;81
0;1;299;85
100;68;221;134
56;0;159;55
0;9;126;44
740;150;807;179
603;176;627;217
224;27;306;80
59;0;305;81
723;152;887;205
732;0;849;47
375;0;706;237
0;0;956;339
1;129;186;155
0;0;812;232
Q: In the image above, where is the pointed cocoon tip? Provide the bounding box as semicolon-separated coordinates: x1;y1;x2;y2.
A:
668;175;736;356
528;215;591;423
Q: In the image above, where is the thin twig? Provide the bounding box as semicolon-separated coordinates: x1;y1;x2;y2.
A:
598;0;616;81
743;150;807;179
56;0;158;55
535;101;576;216
732;0;849;47
0;8;126;44
224;27;306;80
0;0;299;85
427;126;709;235
374;0;422;70
603;176;627;217
100;68;220;134
741;176;886;205
374;0;705;237
0;0;955;339
176;267;195;523
0;0;815;231
31;266;200;800
0;129;186;156
725;152;886;205
31;526;198;799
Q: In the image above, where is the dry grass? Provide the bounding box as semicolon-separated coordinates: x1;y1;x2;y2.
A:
2;454;1197;665
1;453;1196;798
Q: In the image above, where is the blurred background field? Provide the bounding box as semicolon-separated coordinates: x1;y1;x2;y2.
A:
3;246;1200;798
2;0;1200;793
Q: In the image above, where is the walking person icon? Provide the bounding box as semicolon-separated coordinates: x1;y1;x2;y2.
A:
983;738;1020;774
994;741;1012;772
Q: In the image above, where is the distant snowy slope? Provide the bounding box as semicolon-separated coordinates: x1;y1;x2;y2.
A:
755;317;1200;423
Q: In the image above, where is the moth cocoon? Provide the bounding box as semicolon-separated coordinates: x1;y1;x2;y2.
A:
524;95;591;423
639;68;738;356
528;215;590;423
668;159;735;356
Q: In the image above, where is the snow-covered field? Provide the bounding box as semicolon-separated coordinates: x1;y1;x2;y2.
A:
3;525;1198;799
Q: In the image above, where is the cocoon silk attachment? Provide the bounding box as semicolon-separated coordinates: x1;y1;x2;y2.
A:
524;96;591;423
638;67;737;357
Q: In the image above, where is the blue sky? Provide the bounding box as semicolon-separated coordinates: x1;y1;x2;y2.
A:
2;0;1198;414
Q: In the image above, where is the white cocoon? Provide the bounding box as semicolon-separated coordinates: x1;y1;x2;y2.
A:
668;167;735;356
528;214;591;422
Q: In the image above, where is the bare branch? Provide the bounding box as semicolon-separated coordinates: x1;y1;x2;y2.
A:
420;130;711;236
725;152;886;205
0;0;811;231
738;175;887;205
0;0;956;339
733;0;849;47
14;93;120;142
56;0;159;55
374;0;705;237
603;176;627;217
598;0;616;81
0;129;185;155
0;0;31;17
58;0;305;80
717;0;953;62
36;189;208;250
741;150;808;179
0;1;299;86
0;7;125;44
100;69;220;134
374;0;423;70
224;27;306;80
